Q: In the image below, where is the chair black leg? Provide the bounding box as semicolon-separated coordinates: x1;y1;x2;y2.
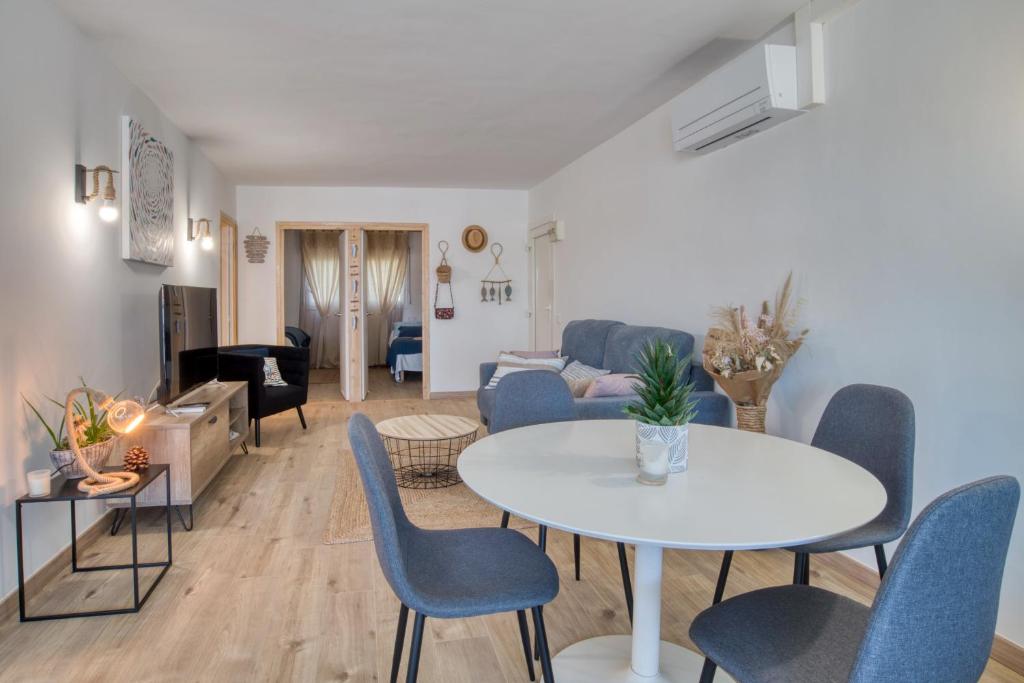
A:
296;405;307;430
390;604;409;683
617;542;634;624
793;552;809;585
500;510;510;528
874;544;888;578
699;657;718;683
532;606;555;683
573;534;581;581
254;418;261;447
538;525;547;552
406;612;426;683
516;610;536;681
713;550;733;605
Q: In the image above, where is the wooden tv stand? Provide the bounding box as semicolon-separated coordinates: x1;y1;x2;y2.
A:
109;381;249;530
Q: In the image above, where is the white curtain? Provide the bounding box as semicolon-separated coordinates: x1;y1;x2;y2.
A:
366;231;410;366
300;231;342;368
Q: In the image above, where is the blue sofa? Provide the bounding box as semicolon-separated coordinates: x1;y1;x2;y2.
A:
477;319;731;429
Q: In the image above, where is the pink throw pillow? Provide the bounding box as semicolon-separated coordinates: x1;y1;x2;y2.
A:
583;373;638;398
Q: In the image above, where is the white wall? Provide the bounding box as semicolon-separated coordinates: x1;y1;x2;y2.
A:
236;187;528;393
529;0;1024;643
0;1;235;601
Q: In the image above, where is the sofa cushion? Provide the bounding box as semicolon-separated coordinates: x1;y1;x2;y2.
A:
602;325;694;381
485;353;567;389
583;373;638;398
561;320;624;368
560;360;610;397
575;395;633;421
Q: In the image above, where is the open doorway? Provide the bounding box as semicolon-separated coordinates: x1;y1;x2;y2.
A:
364;229;423;401
276;221;430;402
282;228;346;401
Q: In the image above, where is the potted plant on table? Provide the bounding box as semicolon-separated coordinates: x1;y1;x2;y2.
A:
625;340;699;483
702;273;809;432
23;379;121;478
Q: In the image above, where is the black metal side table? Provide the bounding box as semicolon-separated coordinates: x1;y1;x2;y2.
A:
15;464;173;621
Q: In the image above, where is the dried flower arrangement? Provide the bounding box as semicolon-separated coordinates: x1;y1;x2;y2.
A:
702;273;808;431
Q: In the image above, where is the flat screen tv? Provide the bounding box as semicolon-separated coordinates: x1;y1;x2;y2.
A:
158;285;218;404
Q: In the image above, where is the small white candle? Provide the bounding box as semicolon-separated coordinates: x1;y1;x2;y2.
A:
27;469;52;497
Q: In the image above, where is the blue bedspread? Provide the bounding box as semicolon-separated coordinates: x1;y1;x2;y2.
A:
387;336;422;371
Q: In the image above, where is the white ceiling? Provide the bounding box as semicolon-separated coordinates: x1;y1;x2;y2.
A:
56;0;804;188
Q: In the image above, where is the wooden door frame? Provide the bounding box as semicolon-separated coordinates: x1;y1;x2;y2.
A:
218;211;239;345
528;220;558;351
275;221;430;401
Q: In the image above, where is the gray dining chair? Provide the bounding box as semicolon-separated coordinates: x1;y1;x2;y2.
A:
490;370;636;623
712;384;915;604
348;413;559;683
691;475;1019;683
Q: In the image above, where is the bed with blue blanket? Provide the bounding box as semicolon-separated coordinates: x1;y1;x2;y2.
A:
386;323;423;382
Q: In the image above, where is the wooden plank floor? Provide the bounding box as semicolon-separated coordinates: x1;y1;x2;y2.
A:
0;397;1019;682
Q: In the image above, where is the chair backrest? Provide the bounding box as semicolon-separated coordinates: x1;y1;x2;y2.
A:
561;320;623;368
347;413;416;604
285;326;311;348
849;476;1020;683
812;384;915;534
490;370;576;434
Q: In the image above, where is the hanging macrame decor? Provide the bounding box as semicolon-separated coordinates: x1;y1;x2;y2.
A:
244;227;269;263
480;242;512;305
433;240;455;319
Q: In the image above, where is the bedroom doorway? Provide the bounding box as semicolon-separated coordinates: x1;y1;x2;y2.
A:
275;221;430;402
363;229;424;401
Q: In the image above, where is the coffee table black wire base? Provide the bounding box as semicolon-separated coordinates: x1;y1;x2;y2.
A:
383;433;478;489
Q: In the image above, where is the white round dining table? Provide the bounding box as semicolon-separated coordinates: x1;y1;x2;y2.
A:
457;420;887;682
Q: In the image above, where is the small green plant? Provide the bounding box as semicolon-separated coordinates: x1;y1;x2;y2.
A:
624;340;699;426
23;378;119;450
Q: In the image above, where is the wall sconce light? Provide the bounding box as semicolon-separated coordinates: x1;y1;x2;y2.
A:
74;164;120;223
188;218;214;251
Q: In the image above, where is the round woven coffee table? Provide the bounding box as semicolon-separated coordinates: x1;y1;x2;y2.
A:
375;415;480;489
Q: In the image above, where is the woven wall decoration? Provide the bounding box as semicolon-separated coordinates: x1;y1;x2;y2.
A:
244;227;269;263
122;116;174;266
434;240;455;319
480;242;512;305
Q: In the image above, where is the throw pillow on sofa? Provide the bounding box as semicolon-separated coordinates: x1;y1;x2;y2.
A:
583;373;637;398
263;357;289;386
486;353;567;389
560;360;610;397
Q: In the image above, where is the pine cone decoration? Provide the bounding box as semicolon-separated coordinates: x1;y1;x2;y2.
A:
123;445;150;472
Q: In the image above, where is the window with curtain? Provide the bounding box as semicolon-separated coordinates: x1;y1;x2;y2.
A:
299;230;342;368
365;231;410;366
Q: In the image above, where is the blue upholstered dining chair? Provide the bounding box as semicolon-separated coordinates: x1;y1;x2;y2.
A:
489;370;638;625
347;413;559;683
712;384;915;604
691;475;1020;683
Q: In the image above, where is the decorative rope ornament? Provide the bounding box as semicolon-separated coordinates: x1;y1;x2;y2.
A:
64;387;145;496
433;240;455;319
480;242;512;305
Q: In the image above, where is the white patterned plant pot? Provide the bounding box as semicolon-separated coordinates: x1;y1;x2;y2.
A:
635;423;689;474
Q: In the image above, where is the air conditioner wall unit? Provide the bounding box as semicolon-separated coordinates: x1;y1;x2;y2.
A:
671;44;804;154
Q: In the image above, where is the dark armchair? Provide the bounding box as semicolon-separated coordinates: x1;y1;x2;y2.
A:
217;345;310;447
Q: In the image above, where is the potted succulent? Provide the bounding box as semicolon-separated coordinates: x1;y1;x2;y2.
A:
23;379;120;478
624;340;699;482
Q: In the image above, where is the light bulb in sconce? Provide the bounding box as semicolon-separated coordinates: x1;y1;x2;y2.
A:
200;234;214;251
98;198;119;223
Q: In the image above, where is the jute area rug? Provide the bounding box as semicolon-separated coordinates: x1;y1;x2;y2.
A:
323;449;534;545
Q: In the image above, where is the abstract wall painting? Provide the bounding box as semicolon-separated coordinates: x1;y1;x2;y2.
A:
121;116;174;266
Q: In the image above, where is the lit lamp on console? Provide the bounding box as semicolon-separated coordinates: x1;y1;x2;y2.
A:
64;386;146;496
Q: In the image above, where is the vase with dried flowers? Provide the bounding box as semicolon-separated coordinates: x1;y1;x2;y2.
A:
702;273;808;432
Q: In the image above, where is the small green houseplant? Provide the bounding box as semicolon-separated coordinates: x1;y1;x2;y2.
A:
23;379;121;478
625;340;699;478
